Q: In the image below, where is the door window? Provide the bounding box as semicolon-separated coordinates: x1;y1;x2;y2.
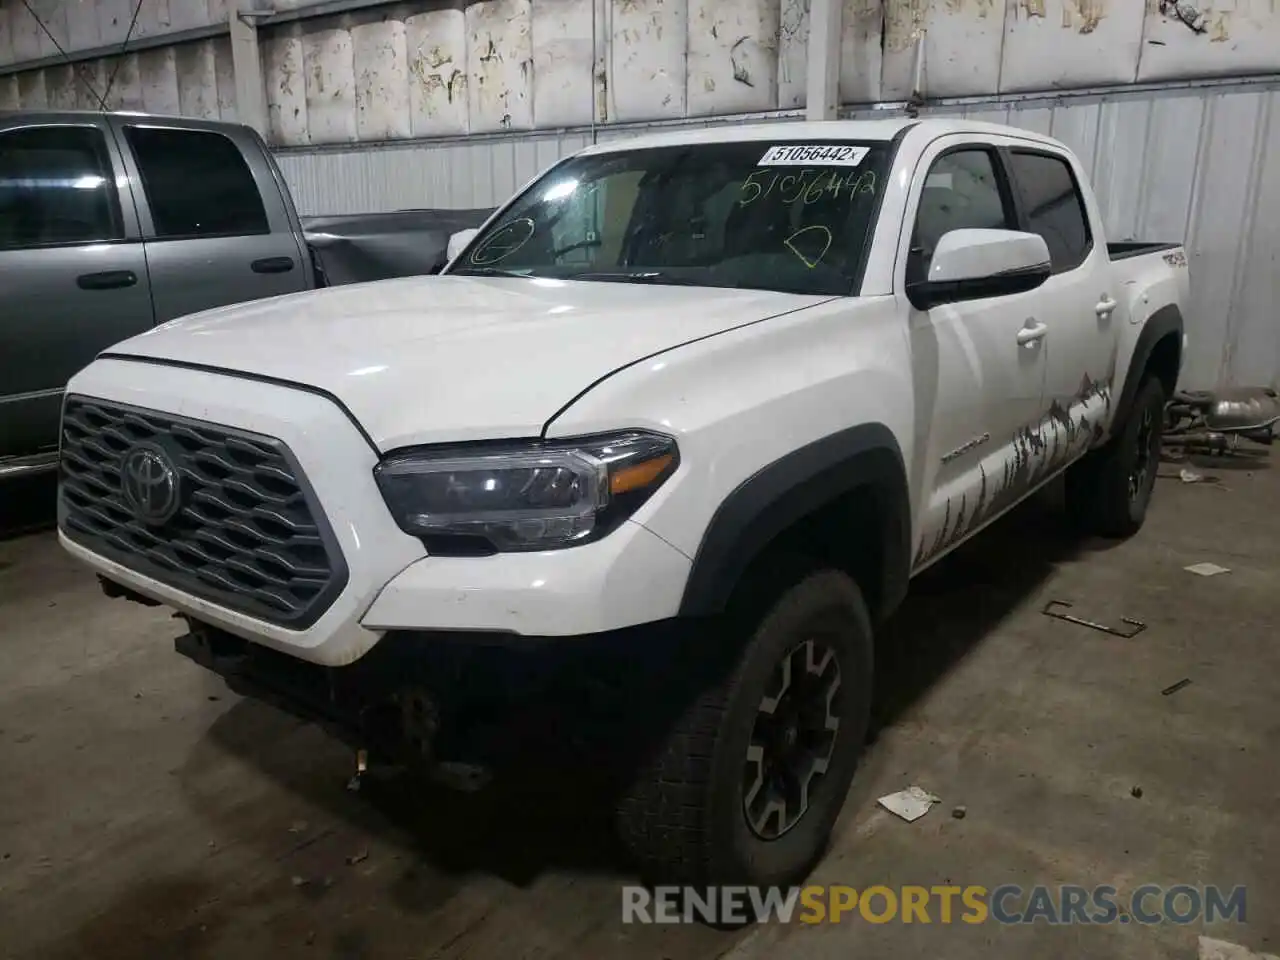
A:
908;148;1014;284
0;125;123;249
1007;150;1093;273
123;126;269;240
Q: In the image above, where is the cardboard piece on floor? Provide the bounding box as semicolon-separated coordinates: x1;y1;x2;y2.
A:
877;786;941;822
1185;562;1231;577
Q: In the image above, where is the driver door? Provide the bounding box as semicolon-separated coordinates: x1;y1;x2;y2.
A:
902;141;1052;570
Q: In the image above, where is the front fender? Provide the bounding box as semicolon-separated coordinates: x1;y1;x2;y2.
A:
679;422;912;620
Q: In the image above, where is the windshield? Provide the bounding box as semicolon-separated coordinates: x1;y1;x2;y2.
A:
447;140;892;296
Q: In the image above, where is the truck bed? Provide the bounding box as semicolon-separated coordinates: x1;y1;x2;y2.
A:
1107;241;1182;261
302;208;494;285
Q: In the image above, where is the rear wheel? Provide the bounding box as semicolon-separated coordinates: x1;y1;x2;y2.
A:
1065;375;1166;537
614;560;874;890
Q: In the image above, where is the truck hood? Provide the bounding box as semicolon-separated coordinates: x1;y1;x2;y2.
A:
105;275;824;450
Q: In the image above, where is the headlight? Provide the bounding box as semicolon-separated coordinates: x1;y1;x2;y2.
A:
374;431;679;553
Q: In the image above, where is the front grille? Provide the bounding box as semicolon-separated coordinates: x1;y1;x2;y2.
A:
59;395;347;628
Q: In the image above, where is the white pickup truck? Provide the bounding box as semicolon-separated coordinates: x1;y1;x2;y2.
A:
59;119;1189;890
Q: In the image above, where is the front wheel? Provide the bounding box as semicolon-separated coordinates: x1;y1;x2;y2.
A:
614;563;874;890
1065;375;1167;538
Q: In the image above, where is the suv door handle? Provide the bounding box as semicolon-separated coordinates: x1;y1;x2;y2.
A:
1016;320;1048;346
1096;295;1118;316
77;270;137;290
251;256;295;274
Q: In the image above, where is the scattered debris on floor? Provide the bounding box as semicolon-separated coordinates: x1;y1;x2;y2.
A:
1131;785;1144;799
878;786;941;822
1161;678;1193;696
346;848;369;866
1199;936;1280;960
1041;600;1147;638
1185;562;1231;577
288;820;309;834
951;805;967;820
346;748;369;792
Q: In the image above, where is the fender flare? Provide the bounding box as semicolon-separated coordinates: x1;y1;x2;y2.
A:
1113;303;1184;429
678;422;912;620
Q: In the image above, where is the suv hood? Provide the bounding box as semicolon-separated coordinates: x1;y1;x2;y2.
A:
105;275;824;450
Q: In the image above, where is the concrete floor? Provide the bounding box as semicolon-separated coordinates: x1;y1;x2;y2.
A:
1;453;1276;959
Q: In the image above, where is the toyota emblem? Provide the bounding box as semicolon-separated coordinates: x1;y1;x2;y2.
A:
119;443;183;525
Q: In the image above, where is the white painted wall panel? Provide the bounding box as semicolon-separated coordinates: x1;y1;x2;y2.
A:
107;51;144;110
1139;1;1280;82
138;47;180;116
609;0;687;121
44;63;77;109
175;36;220;120
213;36;236;121
95;0;135;48
1001;0;1145;92
75;58;106;109
16;66;44;107
879;0;925;100
265;24;309;147
10;1;43;62
302;22;357;143
65;0;102;51
532;0;594;127
777;0;807;109
405;7;468;137
837;0;882;103
466;0;534;134
353;18;411;141
921;0;1003;97
687;0;780;117
133;0;173;42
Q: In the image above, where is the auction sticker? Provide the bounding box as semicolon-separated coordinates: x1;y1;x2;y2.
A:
758;144;869;167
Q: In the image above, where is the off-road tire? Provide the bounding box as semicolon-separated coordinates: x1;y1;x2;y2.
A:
1065;375;1166;538
614;558;874;891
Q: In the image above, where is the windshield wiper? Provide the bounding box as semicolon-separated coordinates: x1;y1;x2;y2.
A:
447;266;530;278
565;270;705;286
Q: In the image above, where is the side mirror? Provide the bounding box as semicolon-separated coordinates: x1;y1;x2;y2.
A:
906;228;1051;311
447;228;479;263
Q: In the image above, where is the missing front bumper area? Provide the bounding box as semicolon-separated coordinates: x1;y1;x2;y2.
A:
170;614;719;786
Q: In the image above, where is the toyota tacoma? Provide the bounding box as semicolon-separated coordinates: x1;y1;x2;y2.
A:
58;118;1189;890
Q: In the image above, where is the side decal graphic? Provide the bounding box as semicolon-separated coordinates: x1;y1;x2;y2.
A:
914;375;1112;569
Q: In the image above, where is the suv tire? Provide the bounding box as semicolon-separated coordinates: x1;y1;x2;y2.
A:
615;560;874;892
1065;375;1166;538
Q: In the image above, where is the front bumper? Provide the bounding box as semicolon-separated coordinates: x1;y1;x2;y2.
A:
61;358;692;666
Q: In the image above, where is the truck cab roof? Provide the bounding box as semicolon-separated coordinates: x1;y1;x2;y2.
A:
578;117;1069;156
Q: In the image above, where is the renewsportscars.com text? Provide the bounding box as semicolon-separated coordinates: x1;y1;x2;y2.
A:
622;884;1248;926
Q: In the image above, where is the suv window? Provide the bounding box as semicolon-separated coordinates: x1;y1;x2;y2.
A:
908;148;1013;284
124;126;269;240
0;125;123;249
1008;150;1092;273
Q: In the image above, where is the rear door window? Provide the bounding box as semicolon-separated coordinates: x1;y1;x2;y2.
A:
1007;150;1093;273
123;126;270;240
0;125;123;249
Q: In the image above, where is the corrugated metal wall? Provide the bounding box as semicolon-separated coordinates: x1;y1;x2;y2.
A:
4;1;1280;143
274;78;1280;392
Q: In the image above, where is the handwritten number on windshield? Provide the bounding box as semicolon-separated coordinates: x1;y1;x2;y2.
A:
739;168;877;207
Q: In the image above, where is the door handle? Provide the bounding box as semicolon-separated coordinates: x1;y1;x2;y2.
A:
1096;295;1118;316
251;256;295;274
1016;320;1048;346
77;270;137;290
